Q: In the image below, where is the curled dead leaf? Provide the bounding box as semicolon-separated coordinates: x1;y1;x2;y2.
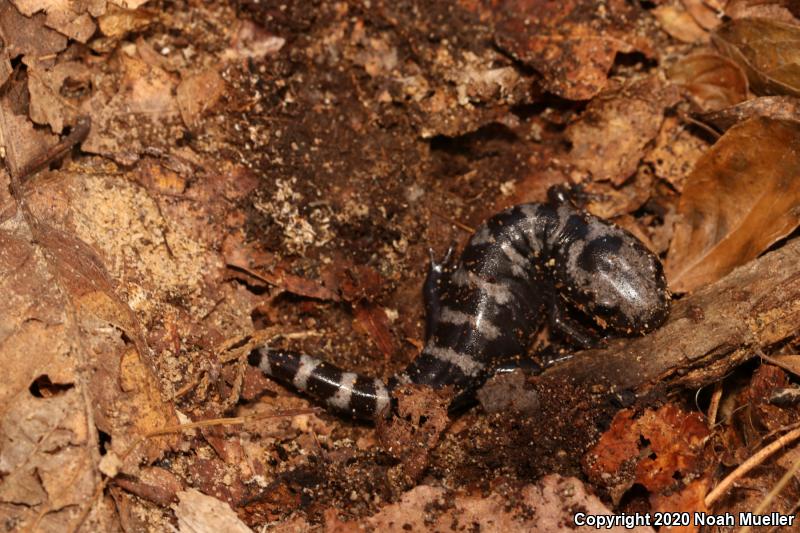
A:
713;18;800;97
669;53;748;112
666;117;800;293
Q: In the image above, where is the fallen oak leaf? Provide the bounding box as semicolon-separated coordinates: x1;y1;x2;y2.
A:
665;117;800;293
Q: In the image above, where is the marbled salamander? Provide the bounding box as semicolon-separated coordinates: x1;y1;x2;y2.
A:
248;187;670;419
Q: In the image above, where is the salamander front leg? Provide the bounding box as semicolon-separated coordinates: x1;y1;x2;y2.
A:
548;295;600;350
493;356;543;375
423;244;456;339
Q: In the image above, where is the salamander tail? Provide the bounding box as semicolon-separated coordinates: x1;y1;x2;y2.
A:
248;347;392;419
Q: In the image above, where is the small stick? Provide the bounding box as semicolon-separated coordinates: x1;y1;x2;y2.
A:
705;426;800;507
737;448;800;533
15;116;91;182
707;381;723;428
431;210;474;233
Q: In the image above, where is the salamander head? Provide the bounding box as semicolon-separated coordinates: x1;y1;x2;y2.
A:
556;222;670;335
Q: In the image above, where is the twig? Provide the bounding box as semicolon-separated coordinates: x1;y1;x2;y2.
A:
15;116;91;182
707;381;723;429
737;447;800;533
705;426;800;508
431;210;474;233
678;110;721;140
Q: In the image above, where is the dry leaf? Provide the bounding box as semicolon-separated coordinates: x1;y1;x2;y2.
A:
27;61;92;133
11;0;96;42
0;99;58;177
725;0;800;22
584;404;711;511
669;53;748;112
584;166;654;218
0;0;67;59
110;0;150;8
0;155;176;533
221;19;286;62
567;77;675;184
666;117;800;293
713;17;800;98
699;95;800;131
682;0;721;31
494;0;652;100
81;51;182;163
653;4;709;43
174;489;253;533
327;476;655;533
644;115;709;192
177;69;226;129
98;5;157;39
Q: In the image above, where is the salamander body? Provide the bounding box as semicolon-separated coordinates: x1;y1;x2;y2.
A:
248;187;670;419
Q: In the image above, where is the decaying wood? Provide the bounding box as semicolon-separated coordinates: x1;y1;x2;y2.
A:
532;236;800;423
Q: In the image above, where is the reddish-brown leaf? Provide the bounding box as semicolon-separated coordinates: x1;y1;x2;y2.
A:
584;405;711;506
665;117;800;293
